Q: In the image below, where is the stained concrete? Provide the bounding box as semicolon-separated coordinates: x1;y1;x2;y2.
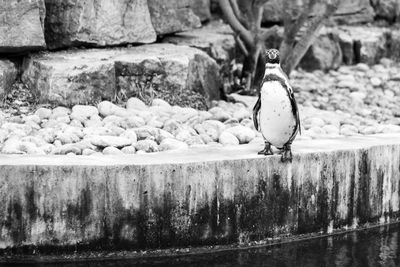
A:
0;134;400;252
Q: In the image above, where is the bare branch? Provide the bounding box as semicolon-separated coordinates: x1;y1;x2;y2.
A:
236;35;249;56
229;0;249;29
218;0;254;47
255;3;264;30
282;1;340;74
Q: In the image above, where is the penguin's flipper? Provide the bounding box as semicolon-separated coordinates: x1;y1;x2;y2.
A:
288;86;301;139
253;96;261;131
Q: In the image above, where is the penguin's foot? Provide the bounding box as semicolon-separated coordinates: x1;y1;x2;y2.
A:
258;142;273;155
281;143;292;163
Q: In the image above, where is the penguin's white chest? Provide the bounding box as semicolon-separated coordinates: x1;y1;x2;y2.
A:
259;81;297;148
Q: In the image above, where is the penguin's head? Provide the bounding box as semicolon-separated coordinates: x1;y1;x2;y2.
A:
265;49;280;64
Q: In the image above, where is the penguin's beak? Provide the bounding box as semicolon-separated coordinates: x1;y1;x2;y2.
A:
269;53;276;59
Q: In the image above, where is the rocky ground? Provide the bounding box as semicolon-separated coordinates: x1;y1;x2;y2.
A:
0;59;399;155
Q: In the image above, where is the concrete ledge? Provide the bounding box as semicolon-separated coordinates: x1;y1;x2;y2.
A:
1;134;400;252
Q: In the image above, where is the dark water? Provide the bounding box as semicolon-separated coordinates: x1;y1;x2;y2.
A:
4;224;400;267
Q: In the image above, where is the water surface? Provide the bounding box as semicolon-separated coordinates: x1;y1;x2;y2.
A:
4;223;400;267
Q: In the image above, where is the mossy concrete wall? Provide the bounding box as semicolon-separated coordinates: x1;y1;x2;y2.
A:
0;134;400;251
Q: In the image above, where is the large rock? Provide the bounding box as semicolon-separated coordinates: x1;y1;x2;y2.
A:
44;0;156;50
0;60;18;98
162;21;235;64
189;0;211;22
22;49;118;106
22;44;221;108
333;0;375;24
343;27;390;65
262;0;374;25
115;44;221;109
300;32;342;71
148;0;201;35
0;0;46;53
371;0;400;22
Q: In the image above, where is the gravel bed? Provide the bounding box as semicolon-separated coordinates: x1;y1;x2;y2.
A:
0;59;399;155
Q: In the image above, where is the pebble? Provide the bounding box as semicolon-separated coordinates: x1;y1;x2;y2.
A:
98;101;126;117
152;98;171;108
159;138;189;151
35;108;52;120
121;146;136;154
135;139;159;153
219;131;240;146
225;125;255;144
71;105;98;121
89;135;132;148
120;129;138;144
2;60;400;156
103;146;123;155
126;97;147;110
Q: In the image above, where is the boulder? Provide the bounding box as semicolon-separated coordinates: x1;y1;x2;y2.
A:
44;0;156;50
163;21;236;64
0;60;18;98
0;0;46;53
371;0;400;22
332;0;375;24
341;26;389;65
22;44;221;108
115;44;221;109
262;0;374;25
300;32;342;71
22;49;118;106
189;0;211;22
148;0;201;35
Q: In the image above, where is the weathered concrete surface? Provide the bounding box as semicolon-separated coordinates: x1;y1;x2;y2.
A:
21;44;221;109
0;0;46;53
44;0;157;50
0;134;399;251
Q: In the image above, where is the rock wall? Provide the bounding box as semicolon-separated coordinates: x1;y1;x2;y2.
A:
44;0;157;50
0;135;399;251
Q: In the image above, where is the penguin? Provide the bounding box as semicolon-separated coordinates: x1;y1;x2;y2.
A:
253;49;301;162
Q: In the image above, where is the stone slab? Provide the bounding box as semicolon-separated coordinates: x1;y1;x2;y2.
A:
0;134;399;250
44;0;157;50
21;44;221;109
0;0;46;53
